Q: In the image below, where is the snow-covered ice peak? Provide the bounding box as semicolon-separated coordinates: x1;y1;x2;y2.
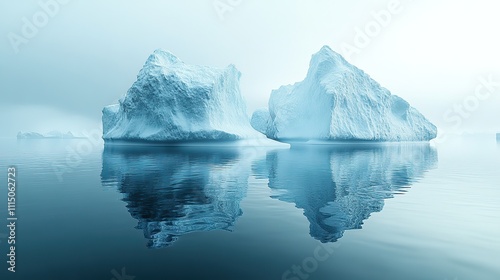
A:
146;49;182;65
308;45;349;73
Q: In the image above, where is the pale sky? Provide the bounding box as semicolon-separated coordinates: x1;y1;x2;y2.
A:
1;0;499;137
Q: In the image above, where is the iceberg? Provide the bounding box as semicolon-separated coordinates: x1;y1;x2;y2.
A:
17;132;45;139
251;46;437;142
102;49;268;144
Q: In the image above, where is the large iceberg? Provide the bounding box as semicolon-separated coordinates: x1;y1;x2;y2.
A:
102;49;266;143
251;46;437;141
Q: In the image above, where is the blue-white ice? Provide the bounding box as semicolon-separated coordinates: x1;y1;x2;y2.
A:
251;46;437;142
102;50;282;146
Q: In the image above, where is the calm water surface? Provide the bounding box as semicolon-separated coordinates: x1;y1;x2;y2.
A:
0;136;498;280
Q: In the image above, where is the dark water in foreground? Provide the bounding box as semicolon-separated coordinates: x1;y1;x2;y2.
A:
0;136;499;280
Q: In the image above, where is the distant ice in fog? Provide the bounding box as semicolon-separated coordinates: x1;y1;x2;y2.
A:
17;130;86;139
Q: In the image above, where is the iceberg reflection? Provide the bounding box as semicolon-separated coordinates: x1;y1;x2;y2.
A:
253;143;438;243
101;145;250;248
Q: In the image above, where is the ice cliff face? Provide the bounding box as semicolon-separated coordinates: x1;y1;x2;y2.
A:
250;108;272;135
102;49;262;142
252;46;437;141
